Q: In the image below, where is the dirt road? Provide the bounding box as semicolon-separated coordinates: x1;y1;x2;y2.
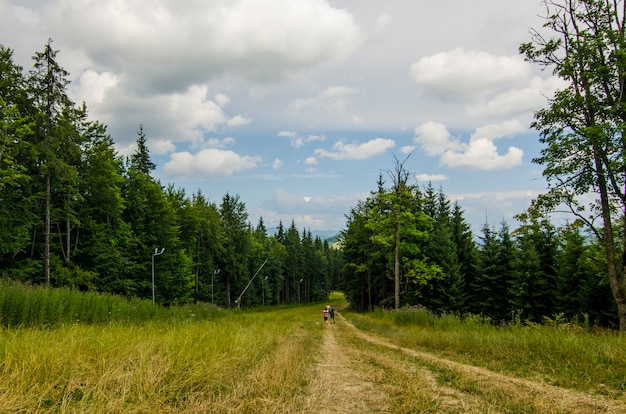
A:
304;311;626;413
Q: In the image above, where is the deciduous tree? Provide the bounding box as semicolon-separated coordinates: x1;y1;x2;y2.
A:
521;0;626;329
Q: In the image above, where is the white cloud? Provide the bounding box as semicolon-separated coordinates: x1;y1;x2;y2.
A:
466;76;567;120
414;120;524;171
214;93;231;107
410;48;532;102
399;145;415;154
71;70;118;104
42;0;363;92
414;122;458;157
415;173;448;182
227;114;252;127
305;157;318;165
440;139;523;171
94;85;248;145
198;137;236;149
374;14;392;33
314;137;394;160
289;86;359;113
150;140;176;155
163;148;261;178
272;159;283;169
278;131;326;149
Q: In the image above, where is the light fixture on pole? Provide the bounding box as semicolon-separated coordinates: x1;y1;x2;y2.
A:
152;247;165;305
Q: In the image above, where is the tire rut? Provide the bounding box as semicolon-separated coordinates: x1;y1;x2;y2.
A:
338;312;626;413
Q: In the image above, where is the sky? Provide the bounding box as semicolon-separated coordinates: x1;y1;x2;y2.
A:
0;0;568;235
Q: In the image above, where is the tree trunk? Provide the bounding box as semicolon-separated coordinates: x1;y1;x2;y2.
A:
66;215;71;263
394;220;400;310
45;172;50;286
226;273;231;308
595;148;626;330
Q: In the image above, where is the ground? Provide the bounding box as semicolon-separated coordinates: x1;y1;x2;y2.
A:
303;310;626;413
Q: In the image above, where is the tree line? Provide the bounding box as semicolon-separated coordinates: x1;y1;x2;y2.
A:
0;40;341;306
4;0;626;330
342;162;616;326
343;0;626;331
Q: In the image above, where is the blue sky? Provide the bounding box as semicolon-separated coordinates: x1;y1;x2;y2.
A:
0;0;567;234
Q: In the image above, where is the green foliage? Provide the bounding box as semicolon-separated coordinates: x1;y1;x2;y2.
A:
521;0;626;330
0;280;226;327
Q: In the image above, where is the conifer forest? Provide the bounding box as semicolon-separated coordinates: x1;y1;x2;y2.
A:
0;38;620;328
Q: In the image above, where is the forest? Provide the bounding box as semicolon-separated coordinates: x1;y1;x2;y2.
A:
0;41;341;308
0;25;622;328
342;167;616;326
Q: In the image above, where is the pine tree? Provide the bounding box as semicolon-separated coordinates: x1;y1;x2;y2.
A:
0;46;36;267
422;189;463;313
28;39;83;285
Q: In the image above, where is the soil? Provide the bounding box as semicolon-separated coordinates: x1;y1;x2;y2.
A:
304;310;626;414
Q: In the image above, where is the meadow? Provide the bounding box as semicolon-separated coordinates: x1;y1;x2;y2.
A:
0;283;625;412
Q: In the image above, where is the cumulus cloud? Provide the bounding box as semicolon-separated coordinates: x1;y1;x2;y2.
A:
40;0;363;92
414;120;524;171
466;75;567;120
314;137;395;160
410;48;532;102
289;86;359;113
150;140;176;155
415;173;448;182
71;70;118;104
227;114;252;127
414;122;459;157
399;145;416;154
163;148;261;178
278;131;326;149
272;159;283;169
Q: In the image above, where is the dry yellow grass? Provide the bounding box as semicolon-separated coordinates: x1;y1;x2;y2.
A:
1;295;625;413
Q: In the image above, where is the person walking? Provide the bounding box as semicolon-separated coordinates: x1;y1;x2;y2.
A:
329;305;335;324
323;306;330;324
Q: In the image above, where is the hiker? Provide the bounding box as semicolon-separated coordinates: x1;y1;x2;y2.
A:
323;306;330;324
329;305;335;324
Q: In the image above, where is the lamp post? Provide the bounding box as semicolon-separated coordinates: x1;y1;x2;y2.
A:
151;248;165;305
212;269;220;303
262;276;268;305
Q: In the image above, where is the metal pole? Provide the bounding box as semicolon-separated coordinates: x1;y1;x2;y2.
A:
152;248;165;305
235;258;268;307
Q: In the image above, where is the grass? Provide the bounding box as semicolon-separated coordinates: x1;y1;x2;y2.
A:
344;306;626;396
0;285;625;412
0;304;324;413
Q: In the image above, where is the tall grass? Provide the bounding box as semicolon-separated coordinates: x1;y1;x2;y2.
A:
345;306;626;395
0;280;223;327
2;284;625;411
0;301;324;412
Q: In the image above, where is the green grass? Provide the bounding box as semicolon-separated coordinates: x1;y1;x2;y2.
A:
0;303;325;412
344;306;626;395
1;285;625;412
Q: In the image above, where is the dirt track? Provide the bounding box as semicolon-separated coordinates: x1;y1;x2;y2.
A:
304;311;626;413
